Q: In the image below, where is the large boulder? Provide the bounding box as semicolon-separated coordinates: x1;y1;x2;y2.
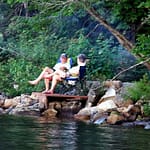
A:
107;111;125;124
30;92;48;110
3;96;20;109
86;81;104;107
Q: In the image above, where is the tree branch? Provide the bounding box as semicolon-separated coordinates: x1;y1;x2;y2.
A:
112;58;150;80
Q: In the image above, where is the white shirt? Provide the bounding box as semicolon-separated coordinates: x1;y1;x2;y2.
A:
69;62;86;77
53;62;71;71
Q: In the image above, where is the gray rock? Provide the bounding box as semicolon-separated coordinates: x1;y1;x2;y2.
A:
144;123;150;130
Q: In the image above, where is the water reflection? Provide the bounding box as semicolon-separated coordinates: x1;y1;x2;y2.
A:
36;118;78;150
0;115;149;150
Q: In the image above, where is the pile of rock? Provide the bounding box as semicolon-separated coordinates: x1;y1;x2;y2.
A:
74;80;146;126
0;80;149;129
0;94;41;116
0;92;83;118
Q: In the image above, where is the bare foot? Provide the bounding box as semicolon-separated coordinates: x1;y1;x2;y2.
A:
43;90;54;94
42;90;49;94
28;80;38;85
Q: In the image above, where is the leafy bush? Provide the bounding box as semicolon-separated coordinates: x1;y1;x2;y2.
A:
0;58;44;97
87;34;119;80
133;34;150;59
143;103;150;116
125;74;150;102
123;74;150;116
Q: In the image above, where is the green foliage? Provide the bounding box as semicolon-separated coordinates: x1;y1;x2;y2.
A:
109;0;148;24
125;74;150;102
87;34;119;80
6;0;29;5
0;58;43;97
66;34;91;61
143;103;150;116
0;0;150;97
133;34;150;59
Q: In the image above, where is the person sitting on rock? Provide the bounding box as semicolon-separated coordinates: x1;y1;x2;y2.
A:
28;53;71;93
44;53;87;94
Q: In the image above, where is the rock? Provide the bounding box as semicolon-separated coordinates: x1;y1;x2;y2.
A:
93;116;107;125
0;99;5;107
3;97;20;109
9;104;40;116
48;102;56;109
74;106;92;121
54;102;62;110
117;104;141;122
104;80;122;90
30;92;48;110
0;107;4;114
76;107;91;116
107;111;125;124
20;94;32;104
97;80;123;106
3;99;13;108
74;114;90;122
86;81;104;107
91;112;108;124
0;93;7;107
97;100;117;111
121;122;135;127
75;97;117;122
42;108;57;118
60;101;82;117
113;82;134;107
122;121;150;129
144;123;150;130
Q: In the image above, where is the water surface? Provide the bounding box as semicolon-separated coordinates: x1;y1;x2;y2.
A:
0;115;149;150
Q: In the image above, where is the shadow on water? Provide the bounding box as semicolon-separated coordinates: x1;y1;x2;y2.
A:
0;115;150;150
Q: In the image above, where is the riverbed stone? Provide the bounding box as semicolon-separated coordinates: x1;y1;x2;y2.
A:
3;97;20;109
42;108;57;118
30;92;48;110
74;113;90;122
0;107;4;114
107;111;125;124
86;81;104;107
60;101;82;116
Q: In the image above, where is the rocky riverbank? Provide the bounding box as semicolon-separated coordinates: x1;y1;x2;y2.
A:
0;80;149;129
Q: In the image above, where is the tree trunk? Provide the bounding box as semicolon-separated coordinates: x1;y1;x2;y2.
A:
23;2;29;17
86;7;134;51
80;1;150;69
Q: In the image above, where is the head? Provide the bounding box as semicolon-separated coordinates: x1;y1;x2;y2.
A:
60;53;68;63
77;53;86;66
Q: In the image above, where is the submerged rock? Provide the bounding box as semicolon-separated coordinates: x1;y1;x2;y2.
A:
122;120;150;129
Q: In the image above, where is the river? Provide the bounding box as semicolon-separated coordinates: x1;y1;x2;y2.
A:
0;115;149;150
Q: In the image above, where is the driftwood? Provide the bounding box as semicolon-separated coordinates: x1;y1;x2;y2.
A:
112;58;150;80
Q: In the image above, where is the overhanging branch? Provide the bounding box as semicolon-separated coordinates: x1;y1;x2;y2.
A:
112;58;150;80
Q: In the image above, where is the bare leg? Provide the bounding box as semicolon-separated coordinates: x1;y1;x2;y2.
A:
47;74;62;94
44;78;50;92
29;67;54;85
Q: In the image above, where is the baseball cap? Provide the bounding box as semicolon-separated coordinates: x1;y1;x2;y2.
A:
78;54;86;63
60;53;68;59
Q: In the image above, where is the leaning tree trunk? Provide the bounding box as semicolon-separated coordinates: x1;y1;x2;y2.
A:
80;1;150;69
87;7;134;51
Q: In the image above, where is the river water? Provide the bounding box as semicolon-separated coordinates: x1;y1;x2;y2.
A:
0;115;149;150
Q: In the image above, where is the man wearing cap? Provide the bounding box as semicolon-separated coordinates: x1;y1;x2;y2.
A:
28;53;71;93
68;53;86;77
44;53;87;94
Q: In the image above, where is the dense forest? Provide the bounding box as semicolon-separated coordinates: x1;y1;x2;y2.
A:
0;0;150;98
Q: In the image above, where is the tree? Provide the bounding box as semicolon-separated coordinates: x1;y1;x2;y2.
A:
28;0;150;69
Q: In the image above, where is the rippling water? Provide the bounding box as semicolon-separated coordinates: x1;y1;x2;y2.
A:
0;115;149;150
